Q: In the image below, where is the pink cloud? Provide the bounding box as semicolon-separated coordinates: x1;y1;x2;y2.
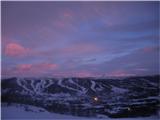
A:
5;43;30;57
17;63;58;71
76;71;92;78
143;46;159;53
35;63;58;70
108;70;135;77
51;70;103;78
9;63;59;77
52;10;74;30
63;10;73;18
17;64;32;71
143;47;154;53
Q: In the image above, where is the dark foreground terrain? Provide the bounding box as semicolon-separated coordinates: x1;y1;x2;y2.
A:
1;75;159;118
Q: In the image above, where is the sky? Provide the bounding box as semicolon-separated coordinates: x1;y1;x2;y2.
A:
1;1;159;78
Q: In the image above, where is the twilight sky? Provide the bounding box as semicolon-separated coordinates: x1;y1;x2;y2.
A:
1;1;159;78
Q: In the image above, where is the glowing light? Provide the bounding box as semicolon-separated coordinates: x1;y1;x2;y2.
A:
127;107;131;111
93;97;98;101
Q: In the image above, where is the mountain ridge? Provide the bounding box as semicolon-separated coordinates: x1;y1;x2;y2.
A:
1;75;159;118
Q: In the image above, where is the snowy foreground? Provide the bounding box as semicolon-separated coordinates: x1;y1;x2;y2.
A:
2;103;159;120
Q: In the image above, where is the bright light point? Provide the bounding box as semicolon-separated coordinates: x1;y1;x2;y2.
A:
93;97;98;101
127;107;131;111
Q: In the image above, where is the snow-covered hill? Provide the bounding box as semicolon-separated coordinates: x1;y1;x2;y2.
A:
1;75;159;118
2;103;159;120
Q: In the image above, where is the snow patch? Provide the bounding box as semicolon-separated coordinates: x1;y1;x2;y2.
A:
111;86;128;94
91;80;96;92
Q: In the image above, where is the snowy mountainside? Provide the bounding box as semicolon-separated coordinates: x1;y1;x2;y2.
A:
1;75;159;118
2;103;159;120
